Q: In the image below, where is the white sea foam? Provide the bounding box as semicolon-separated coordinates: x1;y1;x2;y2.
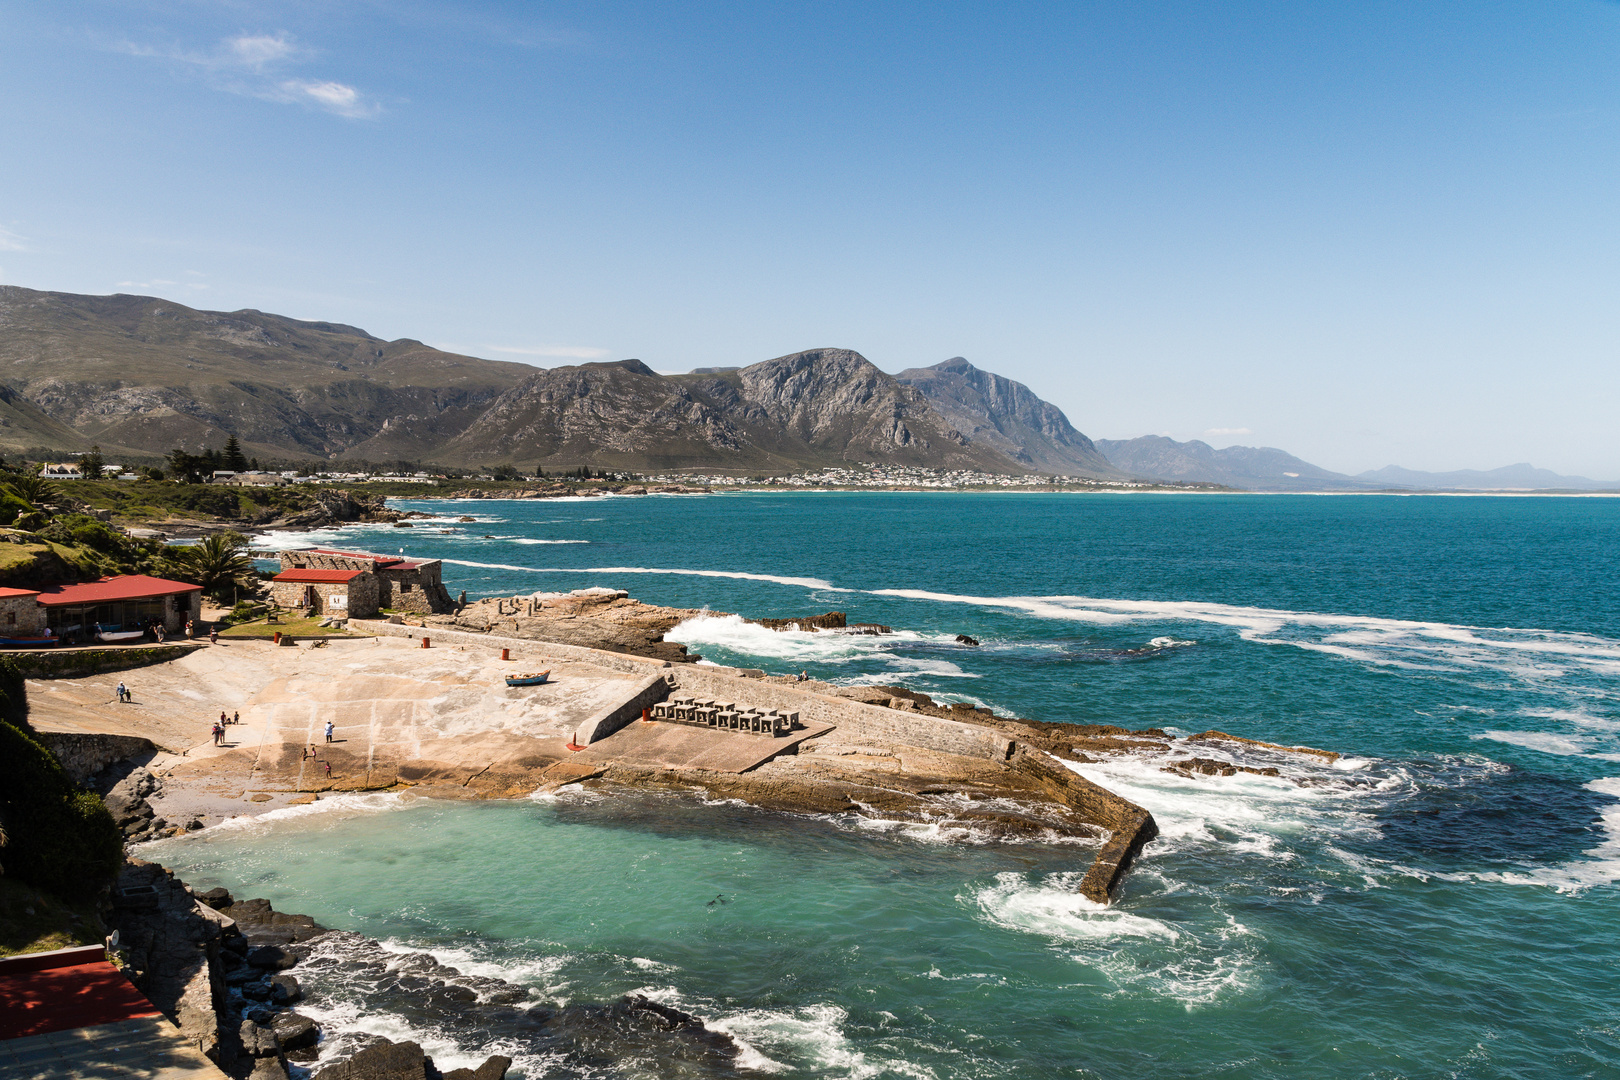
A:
435;560;839;591
1475;730;1598;757
705;1002;909;1079
664;614;974;683
174;791;409;838
971;871;1179;942
863;588;1620;680
376;939;567;991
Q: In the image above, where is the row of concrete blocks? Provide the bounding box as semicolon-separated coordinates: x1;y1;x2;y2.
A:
652;695;800;737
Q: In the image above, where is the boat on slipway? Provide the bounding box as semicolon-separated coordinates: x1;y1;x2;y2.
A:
504;671;552;687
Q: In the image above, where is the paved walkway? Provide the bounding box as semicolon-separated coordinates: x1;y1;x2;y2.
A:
575;718;834;773
0;1016;228;1080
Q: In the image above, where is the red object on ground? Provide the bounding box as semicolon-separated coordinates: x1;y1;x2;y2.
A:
501;648;510;661
0;947;160;1040
421;636;430;648
34;575;202;607
270;568;365;584
273;631;281;644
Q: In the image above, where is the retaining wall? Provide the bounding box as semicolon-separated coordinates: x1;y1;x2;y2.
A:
10;643;205;679
34;731;157;786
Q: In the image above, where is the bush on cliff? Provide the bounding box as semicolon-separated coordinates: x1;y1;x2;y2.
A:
0;663;122;901
0;655;27;732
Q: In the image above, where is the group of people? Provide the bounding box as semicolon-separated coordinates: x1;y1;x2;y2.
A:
209;710;240;746
183;619;222;644
115;681;131;702
302;723;336;777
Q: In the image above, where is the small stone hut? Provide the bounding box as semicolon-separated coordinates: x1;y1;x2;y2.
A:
0;587;44;636
277;548;455;614
269;567;380;618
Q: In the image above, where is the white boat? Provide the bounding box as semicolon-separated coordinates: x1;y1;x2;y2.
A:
95;623;146;643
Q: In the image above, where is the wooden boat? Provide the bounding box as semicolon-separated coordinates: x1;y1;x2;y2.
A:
0;636;58;648
95;623;146;643
504;670;551;687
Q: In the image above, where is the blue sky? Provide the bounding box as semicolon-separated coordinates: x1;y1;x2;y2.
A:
2;1;1618;476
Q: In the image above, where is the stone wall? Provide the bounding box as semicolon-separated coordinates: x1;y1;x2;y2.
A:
161;591;203;632
32;731;157;786
11;642;204;679
574;673;674;745
270;573;379;618
0;591;43;635
280;551;455;614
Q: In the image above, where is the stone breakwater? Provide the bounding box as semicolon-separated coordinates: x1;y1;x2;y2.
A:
353;617;1163;904
106;859;737;1080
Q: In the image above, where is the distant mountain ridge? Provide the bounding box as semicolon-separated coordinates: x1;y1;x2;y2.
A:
1356;463;1618;491
895;358;1121;477
0;286;532;460
1093;436;1373;491
447;349;1028;473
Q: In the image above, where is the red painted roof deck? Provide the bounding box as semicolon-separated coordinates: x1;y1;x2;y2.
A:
34;575;203;607
0;587;40;599
0;946;160;1039
272;568;365;584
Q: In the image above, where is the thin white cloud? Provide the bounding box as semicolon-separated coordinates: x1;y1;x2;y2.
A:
227;33;297;71
0;227;27;253
271;79;378;119
115;278;208;291
116;32;379;120
489;344;612;359
1203;427;1253;437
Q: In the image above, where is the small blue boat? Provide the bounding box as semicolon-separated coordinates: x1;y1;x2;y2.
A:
505;670;551;687
0;636;58;648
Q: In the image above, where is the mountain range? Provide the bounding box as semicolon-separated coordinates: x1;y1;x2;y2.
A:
0;286;1609;489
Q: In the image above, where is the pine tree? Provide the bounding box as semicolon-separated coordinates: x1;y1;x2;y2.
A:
223;435;249;471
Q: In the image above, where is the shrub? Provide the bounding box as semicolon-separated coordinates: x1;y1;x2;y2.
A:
0;721;122;900
0;656;27;731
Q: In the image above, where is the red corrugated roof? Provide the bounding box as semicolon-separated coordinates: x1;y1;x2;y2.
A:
35;575;203;607
273;568;365;583
0;587;40;599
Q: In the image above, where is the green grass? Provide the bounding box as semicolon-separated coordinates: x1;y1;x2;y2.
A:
217;615;364;639
0;878;103;957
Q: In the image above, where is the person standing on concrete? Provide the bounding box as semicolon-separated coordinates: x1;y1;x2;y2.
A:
324;720;335;743
116;681;127;703
233;711;240;725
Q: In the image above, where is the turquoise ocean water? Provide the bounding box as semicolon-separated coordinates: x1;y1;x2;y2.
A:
146;493;1620;1078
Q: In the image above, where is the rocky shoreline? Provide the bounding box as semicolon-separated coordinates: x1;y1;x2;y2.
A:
107;858;743;1080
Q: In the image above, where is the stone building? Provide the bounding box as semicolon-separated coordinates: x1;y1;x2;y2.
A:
277;548;455;614
269;567;380;618
0;587;44;637
35;575;204;638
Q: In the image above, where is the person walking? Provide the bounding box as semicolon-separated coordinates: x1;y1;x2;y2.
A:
116;681;127;703
323;760;331;778
324;720;334;743
185;619;194;640
211;723;222;746
233;711;240;725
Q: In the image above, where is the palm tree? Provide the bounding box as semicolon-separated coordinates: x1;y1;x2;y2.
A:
5;475;55;506
166;533;257;599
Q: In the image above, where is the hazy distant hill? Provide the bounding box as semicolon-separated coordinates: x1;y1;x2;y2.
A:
1357;463;1619;491
1095;436;1373;491
445;349;1028;473
895;358;1121;477
0;286;532;460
